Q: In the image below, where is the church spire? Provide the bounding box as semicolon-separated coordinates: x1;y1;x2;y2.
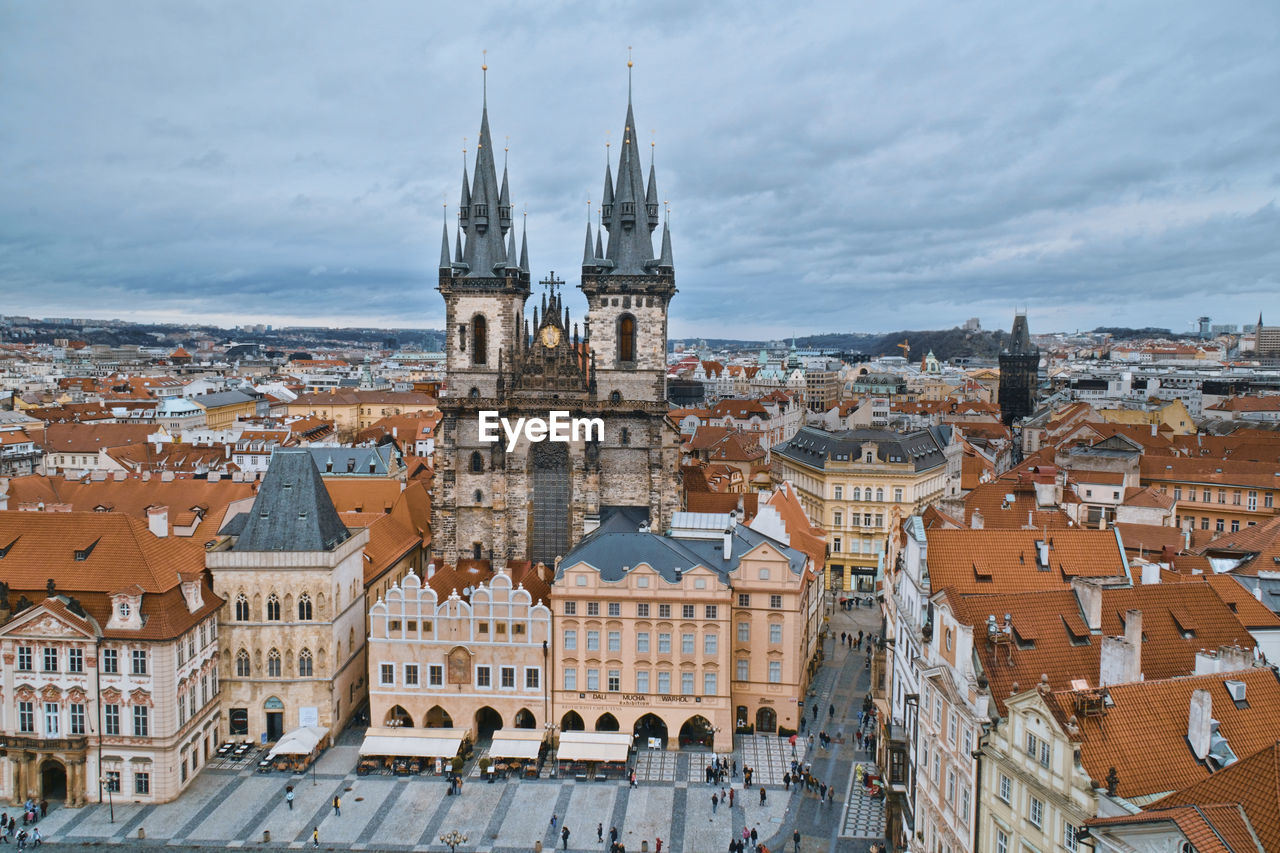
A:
583;222;595;266
457;60;510;278
600;56;659;275
659;217;674;269
519;213;529;273
439;217;451;271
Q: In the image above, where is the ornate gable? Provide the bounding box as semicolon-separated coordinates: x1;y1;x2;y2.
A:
0;602;97;642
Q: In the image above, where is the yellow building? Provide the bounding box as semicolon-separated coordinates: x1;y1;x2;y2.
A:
771;426;949;592
287;390;438;441
1097;399;1194;435
191;389;258;431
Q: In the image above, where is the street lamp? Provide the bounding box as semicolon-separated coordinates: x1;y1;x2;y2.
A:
439;830;468;852
99;776;115;823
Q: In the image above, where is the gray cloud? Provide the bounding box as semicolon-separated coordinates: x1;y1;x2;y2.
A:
1;0;1278;338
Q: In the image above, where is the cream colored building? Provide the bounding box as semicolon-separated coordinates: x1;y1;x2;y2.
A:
207;449;369;744
367;568;552;735
772;426;949;592
551;510;818;752
286;390;438;441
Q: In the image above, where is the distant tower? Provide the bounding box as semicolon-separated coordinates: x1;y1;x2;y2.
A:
999;312;1039;426
1197;316;1212;340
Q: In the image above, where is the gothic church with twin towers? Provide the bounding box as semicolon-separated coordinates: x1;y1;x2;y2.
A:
433;67;680;569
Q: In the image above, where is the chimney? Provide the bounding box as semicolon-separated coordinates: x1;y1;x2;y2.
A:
723;528;733;561
1140;561;1161;585
971;509;984;529
392;426;398;439
1072;578;1103;632
1187;689;1212;760
225;444;231;459
1123;610;1142;679
427;562;436;579
1150;422;1157;436
147;505;169;538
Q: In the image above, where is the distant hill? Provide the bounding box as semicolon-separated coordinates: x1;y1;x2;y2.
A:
678;328;1010;362
1092;326;1175;340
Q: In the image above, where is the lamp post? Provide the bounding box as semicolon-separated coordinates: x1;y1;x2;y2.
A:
439;829;468;852
99;776;115;823
544;723;559;777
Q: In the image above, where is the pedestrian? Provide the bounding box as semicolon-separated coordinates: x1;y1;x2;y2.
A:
827;787;836;806
561;825;571;850
751;827;758;849
783;772;790;791
840;631;846;644
630;769;637;788
732;759;738;777
655;839;663;853
742;826;750;845
29;829;39;849
550;813;558;831
712;793;719;813
828;703;834;720
811;705;818;721
610;826;619;844
312;828;319;849
14;831;24;852
759;786;766;805
793;828;801;852
598;822;604;842
820;781;827;800
729;788;735;807
286;788;294;810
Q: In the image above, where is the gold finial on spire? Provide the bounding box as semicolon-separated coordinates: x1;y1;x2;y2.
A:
482;50;488;105
627;46;633;101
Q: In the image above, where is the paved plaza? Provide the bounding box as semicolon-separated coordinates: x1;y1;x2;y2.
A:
24;598;885;853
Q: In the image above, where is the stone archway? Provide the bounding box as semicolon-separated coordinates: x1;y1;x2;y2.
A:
755;707;777;734
514;708;536;729
678;715;715;750
424;705;453;728
594;712;620;732
384;705;414;727
40;758;67;800
633;713;668;749
560;710;585;732
474;706;503;739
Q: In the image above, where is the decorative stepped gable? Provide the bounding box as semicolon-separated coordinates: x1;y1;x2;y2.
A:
501;279;594;397
234;448;351;552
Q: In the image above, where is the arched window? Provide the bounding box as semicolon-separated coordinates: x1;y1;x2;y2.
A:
472;315;487;365
618;315;636;363
469;387;481;399
620;427;630;446
235;649;250;677
267;649;281;678
234;594;249;621
297;594;312;621
298;648;313;677
851;487;861;502
610;390;622;404
473;489;483;503
266;594;280;621
470;451;484;473
875;488;884;502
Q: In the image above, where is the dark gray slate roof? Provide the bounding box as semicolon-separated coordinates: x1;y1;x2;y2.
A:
233;448;351;552
191;389;257;409
306;445;395;476
773;425;947;473
558;521;806;585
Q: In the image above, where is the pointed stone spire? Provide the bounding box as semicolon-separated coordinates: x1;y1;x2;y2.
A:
506;226;519;268
499;161;512;232
646;161;660;232
583;222;595;266
600;80;656;273
601;159;615;214
595;220;604;260
658;218;674;269
519;216;529;273
459;162;471;216
458;69;509;278
439;220;452;271
454;227;464;264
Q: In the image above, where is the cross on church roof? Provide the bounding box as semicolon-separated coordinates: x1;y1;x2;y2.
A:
540;272;563;296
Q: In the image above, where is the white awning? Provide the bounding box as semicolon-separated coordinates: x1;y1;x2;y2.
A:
488;729;543;760
556;731;632;762
359;726;466;758
267;726;327;758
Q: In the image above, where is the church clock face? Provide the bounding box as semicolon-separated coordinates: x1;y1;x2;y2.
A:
539;325;561;349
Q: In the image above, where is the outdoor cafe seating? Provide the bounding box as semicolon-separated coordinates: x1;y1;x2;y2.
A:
357;726;467;777
554;731;632;780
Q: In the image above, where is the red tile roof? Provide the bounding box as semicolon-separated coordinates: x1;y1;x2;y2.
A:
926;529;1126;594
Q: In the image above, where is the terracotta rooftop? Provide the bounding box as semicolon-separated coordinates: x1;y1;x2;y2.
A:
1123;485;1177;510
43;422;158;453
963;479;1074;530
1151;740;1280;852
1141;456;1280;490
925;529;1126;594
1048;668;1280;801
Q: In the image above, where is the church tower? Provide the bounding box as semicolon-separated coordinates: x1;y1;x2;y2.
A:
581;64;676;405
998;311;1039;426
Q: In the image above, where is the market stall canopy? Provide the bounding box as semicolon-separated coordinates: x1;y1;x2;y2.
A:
267;726;328;758
556;731;632;762
488;729;543;760
359;726;467;758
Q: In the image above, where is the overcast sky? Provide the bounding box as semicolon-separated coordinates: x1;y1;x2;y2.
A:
2;1;1278;339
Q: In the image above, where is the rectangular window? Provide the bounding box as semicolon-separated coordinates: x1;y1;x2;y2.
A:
833;485;843;500
637;603;650;617
948;714;957;744
563;601;577;615
1063;823;1078;852
105;705;120;736
429;665;443;687
658;671;671;694
1173;486;1182;500
380;664;395;685
833;536;842;553
133;705;149;737
586;602;600;616
608;670;621;692
1040;740;1051;767
682;604;695;619
586;669;599;691
682;633;695;655
659;633;672;654
564;668;577;690
1248;491;1257;511
960;786;970;825
586;630;600;651
66;647;84;673
637;632;650;653
894;487;903;502
70;703;85;735
737;622;750;642
1025;732;1037;757
1216;518;1225;532
1201;516;1210;530
18;701;34;733
1266;492;1274;509
680;672;695;695
1029;796;1044;828
946;771;956;804
43;647;58;672
737;593;750;608
998;773;1011;803
769;624;782;644
704;672;717;695
659;604;672;618
500;666;516;688
770;595;782;609
704;633;718;655
932;753;940;782
768;661;781;683
704;605;717;619
637;671;650;693
404;664;419;686
476;666;491;687
833;511;843;527
995;830;1008;853
1231;519;1240;533
44;705;60;737
135;772;151;795
131;649;148;675
17;647;31;671
525;668;540;689
563;629;577;650
608;602;621;617
737;658;749;681
1218;489;1226;504
1233;489;1242;505
608;631;621;652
